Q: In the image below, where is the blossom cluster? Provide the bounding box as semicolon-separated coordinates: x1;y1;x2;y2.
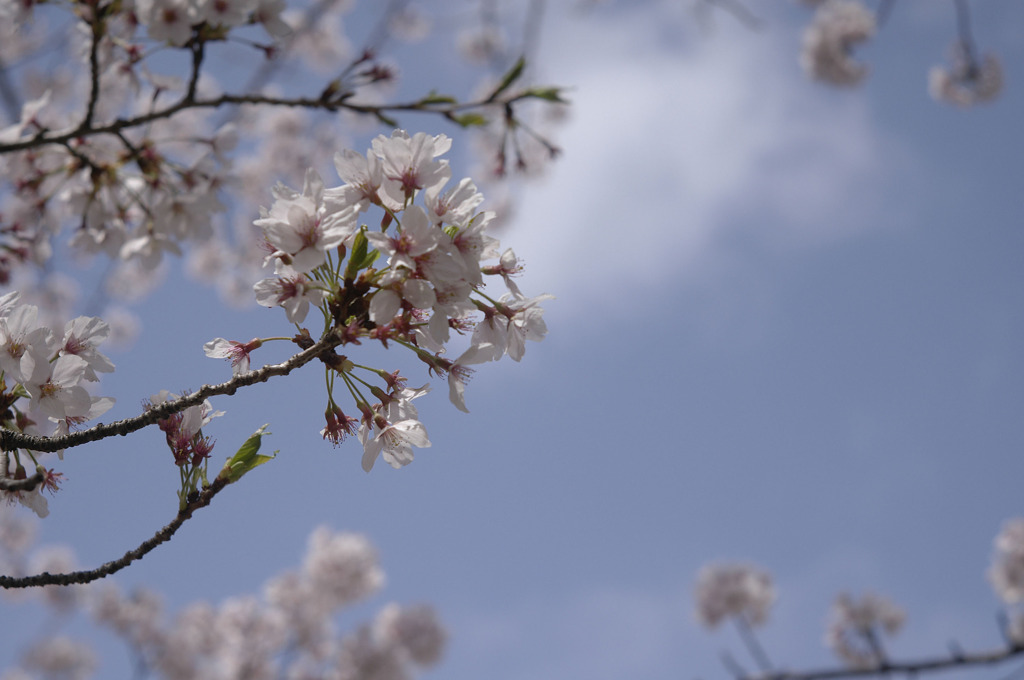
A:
0;510;445;680
800;0;875;86
694;562;776;629
0;0;564;328
208;130;550;472
929;42;1004;108
797;0;1004;107
825;592;905;669
0;292;115;517
988;518;1024;643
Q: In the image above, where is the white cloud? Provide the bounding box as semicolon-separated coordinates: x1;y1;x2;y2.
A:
507;8;909;309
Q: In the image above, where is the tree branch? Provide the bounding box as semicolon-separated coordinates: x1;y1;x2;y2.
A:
0;476;229;588
0;325;344;454
0;86;545;155
742;642;1024;680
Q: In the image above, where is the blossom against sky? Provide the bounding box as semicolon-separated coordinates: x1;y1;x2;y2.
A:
3;2;1023;680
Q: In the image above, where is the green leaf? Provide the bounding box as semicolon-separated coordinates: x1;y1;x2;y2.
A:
452;113;489;128
419;91;457;105
523;87;569;103
485;56;526;102
218;424;276;483
358;249;379;270
346;228;379;276
345;229;370;279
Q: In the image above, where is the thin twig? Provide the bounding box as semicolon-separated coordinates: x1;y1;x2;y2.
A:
953;0;978;70
876;0;898;28
741;642;1024;680
736;614;774;673
0;86;542;155
79;9;103;131
0;477;229;588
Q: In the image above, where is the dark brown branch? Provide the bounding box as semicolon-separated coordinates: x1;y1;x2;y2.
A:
0;86;542;155
0;325;344;454
741;642;1024;680
79;9;103;131
0;477;229;588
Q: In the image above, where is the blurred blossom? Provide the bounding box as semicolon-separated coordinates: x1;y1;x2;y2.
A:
91;584;167;648
99;305;142;350
374;603;447;666
388;4;432;42
825;592;905;669
457;26;506;65
800;0;875;86
28;545;82;611
989;518;1024;604
929;43;1003;107
694;562;775;629
304;527;385;608
22;636;98;680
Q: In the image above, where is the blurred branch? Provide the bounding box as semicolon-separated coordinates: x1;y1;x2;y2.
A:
0;58;21;122
740;641;1024;680
736;615;774;674
0;476;229;588
0;84;557;154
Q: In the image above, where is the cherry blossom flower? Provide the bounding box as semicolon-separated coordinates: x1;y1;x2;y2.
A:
425;177;485;228
137;0;196;46
359;387;432;472
254;168;359;274
450;210;499;285
989;518;1024;604
504;292;553;361
826;592;905;669
60;316;115;382
195;0;255;29
327;148;386;213
372;130;452;208
486;247;524;297
374;603;447;666
445;344;493;413
0;91;51;143
0;303;53;383
50;396;116;459
694;563;775;629
252;0;291;37
801;0;875;86
25;354;92;421
929;43;1003;107
8;481;50;518
304;527;385;608
366;205;441;272
359;416;431;472
204;337;262;376
321;406;359;447
22;636;98;678
253;266;328;324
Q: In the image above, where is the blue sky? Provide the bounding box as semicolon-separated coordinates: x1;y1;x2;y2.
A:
3;2;1024;679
